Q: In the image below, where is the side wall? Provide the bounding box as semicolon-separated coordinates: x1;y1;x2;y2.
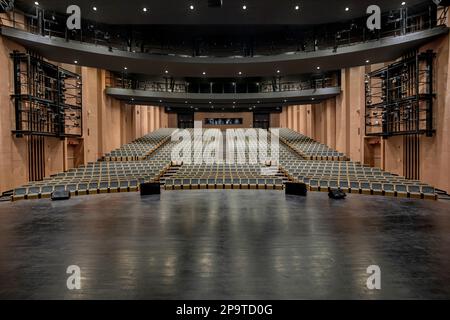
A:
0;37;169;193
281;35;450;192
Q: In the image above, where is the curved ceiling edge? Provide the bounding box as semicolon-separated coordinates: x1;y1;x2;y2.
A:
1;26;448;77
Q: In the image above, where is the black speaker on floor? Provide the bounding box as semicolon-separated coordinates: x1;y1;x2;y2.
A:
51;190;71;201
329;188;347;200
140;182;161;196
285;182;308;196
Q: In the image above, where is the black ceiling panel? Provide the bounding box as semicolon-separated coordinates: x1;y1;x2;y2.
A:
16;0;428;25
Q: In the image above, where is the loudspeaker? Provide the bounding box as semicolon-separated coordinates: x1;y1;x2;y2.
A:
51;190;71;201
140;182;161;196
328;188;347;200
285;182;308;196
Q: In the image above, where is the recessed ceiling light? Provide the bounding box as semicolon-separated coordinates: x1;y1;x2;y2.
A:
74;60;78;64
202;71;206;75
345;7;349;12
165;70;169;74
366;59;370;63
277;70;280;73
295;5;300;10
124;67;128;70
238;71;242;75
243;5;247;10
190;5;194;10
316;66;321;70
143;7;148;12
93;6;97;11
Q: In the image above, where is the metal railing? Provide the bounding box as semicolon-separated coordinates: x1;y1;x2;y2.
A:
109;76;338;94
1;2;447;58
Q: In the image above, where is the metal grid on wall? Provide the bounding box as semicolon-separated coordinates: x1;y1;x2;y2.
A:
364;50;435;138
10;51;82;138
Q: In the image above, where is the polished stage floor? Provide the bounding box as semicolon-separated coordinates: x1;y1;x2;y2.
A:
0;190;449;299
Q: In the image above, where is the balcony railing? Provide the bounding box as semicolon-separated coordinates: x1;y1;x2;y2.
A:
108;76;338;94
1;3;447;59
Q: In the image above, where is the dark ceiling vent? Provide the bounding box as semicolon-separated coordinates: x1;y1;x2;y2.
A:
208;0;223;8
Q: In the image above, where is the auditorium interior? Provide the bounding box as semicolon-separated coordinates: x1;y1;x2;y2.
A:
1;0;450;300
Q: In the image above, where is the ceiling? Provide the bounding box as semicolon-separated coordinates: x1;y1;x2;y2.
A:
16;0;428;25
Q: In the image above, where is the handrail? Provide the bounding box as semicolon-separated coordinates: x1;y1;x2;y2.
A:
108;77;338;94
2;3;447;59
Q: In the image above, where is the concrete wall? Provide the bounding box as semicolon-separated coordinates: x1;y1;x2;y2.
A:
0;36;169;193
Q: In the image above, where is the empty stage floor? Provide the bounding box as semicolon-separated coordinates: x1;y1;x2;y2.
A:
0;190;450;299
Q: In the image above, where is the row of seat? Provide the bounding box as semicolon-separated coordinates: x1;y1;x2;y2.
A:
12;179;149;201
12;140;177;200
164;178;285;190
303;180;436;200
103;128;175;161
9;127;439;201
277;143;437;200
165;130;285;190
277;128;347;161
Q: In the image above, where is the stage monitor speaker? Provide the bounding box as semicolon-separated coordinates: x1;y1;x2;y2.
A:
285;182;308;196
140;182;161;196
328;189;347;200
51;190;71;201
